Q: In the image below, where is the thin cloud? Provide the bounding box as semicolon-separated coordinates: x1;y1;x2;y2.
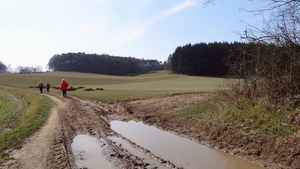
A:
166;0;196;16
101;0;197;50
100;26;142;51
147;0;197;26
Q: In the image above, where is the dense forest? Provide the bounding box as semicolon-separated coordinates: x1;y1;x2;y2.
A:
165;41;245;77
47;53;164;75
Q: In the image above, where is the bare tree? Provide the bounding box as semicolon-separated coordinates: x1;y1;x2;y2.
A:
208;0;300;105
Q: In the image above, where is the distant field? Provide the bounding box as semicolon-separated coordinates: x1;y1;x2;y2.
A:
0;71;225;102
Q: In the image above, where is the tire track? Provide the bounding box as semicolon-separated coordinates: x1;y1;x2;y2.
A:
4;93;187;169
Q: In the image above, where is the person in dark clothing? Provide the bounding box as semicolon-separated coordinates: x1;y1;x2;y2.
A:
38;81;44;93
60;79;69;98
46;81;51;92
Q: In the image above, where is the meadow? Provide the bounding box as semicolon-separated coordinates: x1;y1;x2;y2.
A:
0;71;224;102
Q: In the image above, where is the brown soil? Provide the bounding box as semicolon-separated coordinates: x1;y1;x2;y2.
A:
0;92;299;169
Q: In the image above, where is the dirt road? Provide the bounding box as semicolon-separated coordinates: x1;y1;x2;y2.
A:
0;92;206;169
1;92;297;168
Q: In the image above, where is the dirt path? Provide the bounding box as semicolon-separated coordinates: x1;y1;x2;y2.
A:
1;92;295;169
3;94;67;168
2;92;208;169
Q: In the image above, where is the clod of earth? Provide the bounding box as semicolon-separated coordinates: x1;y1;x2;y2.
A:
83;88;94;91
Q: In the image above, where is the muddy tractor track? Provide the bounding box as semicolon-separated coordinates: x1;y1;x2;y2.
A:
1;92;297;169
1;93;206;169
46;94;208;169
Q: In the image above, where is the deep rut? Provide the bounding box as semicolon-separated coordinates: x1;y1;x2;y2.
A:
43;94;184;169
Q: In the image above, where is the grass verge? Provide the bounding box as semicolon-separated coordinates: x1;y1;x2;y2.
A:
0;87;51;163
175;95;298;139
0;89;19;121
220;97;298;135
173;100;218;125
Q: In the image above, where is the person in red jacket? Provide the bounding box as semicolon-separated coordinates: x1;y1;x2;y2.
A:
60;79;69;98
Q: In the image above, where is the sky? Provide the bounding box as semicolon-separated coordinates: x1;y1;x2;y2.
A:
0;0;267;71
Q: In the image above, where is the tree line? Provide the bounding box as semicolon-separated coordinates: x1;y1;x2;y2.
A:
0;43;251;76
0;61;43;73
165;41;247;77
0;61;6;73
47;52;163;75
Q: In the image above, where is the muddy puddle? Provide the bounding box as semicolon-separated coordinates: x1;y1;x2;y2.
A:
72;135;116;168
72;120;264;169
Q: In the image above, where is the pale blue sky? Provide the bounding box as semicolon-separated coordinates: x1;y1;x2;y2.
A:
0;0;266;70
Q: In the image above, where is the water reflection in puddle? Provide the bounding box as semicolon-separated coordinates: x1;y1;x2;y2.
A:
108;136;169;169
110;120;264;169
72;135;115;169
72;121;265;169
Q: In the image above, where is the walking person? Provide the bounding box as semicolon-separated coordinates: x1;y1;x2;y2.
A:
60;79;69;98
38;81;44;93
46;81;51;92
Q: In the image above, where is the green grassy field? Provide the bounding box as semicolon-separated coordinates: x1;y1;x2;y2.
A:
0;71;224;102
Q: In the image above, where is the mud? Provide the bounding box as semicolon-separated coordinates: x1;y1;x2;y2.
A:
1;92;298;169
